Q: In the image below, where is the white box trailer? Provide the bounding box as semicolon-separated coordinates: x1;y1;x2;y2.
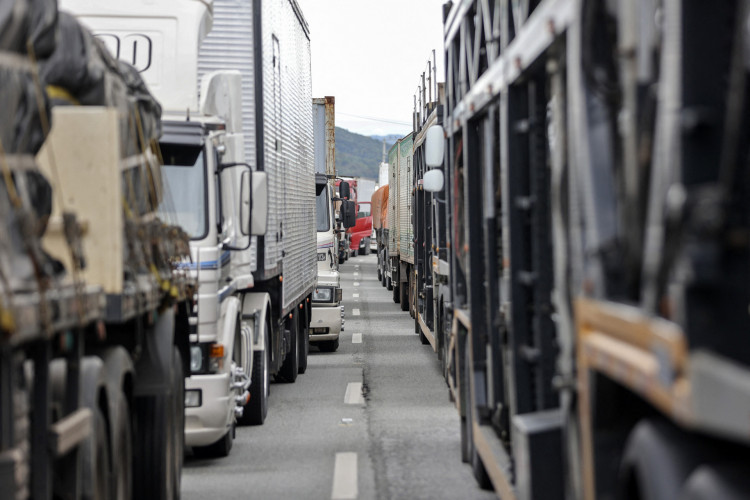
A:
199;0;316;315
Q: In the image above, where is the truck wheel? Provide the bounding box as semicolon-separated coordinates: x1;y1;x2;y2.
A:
319;338;339;353
243;319;269;425
618;419;710;500
111;393;133;500
171;348;185;499
278;314;299;383
298;311;309;375
91;407;113;500
393;282;400;303
462;346;492;490
192;426;233;459
399;281;408;311
386;276;393;290
134;394;173;500
377;268;382;282
681;464;750;500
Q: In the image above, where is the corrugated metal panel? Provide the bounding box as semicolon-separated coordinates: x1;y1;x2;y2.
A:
198;0;258;271
199;0;315;310
398;134;414;263
262;0;316;310
313;100;327;174
387;141;399;256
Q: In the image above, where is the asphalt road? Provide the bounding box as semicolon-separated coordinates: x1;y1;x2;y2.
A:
181;254;496;500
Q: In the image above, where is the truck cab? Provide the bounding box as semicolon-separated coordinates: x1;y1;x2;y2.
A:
310;174;344;352
349;201;373;256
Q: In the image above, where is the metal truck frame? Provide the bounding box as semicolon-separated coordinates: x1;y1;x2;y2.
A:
422;0;750;498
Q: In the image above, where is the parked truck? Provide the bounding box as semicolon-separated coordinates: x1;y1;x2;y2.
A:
63;0;318;445
311;97;354;353
421;0;750;498
1;2;191;498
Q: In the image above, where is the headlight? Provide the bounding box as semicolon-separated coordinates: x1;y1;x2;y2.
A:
317;252;327;262
190;345;203;372
312;287;333;302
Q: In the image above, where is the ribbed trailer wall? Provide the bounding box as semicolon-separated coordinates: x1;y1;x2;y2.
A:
199;0;316;311
387;142;400;257
398;135;414;264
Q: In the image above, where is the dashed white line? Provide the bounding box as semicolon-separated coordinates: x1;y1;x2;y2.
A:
344;382;365;405
352;333;362;344
331;452;358;499
352;293;359;298
352;309;360;316
353;282;360;287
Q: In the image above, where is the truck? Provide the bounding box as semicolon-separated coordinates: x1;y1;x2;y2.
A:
349;201;373;256
411;55;449;357
311;97;354;353
1;2;190;498
387;134;415;313
371;184;390;284
421;0;750;498
61;0;318;450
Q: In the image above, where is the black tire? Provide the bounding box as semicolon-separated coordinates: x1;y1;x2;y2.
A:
377;268;382;282
618;419;714;500
242;319;269;425
681;464;750;500
277;313;299;383
399;281;408;311
393;282;400;303
133;394;173;500
462;345;492;490
318;338;339;352
386;276;393;290
111;393;133;500
171;348;184;498
419;320;429;345
298;311;309;374
192;427;233;459
90;407;112;500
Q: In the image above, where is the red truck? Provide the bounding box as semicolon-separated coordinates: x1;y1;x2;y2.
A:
349;201;373;256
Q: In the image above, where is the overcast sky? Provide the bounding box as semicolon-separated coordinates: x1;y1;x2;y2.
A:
295;0;447;138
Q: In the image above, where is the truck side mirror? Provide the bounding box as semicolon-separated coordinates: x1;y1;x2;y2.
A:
423;169;444;193
425;125;445;167
339;181;351;200
251;171;268;236
342;200;356;228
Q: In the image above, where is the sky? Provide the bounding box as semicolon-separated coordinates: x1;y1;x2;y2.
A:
295;0;447;138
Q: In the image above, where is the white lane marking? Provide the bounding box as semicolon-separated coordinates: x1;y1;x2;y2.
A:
352;309;360;316
353;293;359;298
331;452;358;500
353;282;360;287
353;272;359;276
352;333;362;344
344;382;364;405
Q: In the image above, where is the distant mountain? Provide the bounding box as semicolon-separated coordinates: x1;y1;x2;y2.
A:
334;127;397;179
370;133;403;145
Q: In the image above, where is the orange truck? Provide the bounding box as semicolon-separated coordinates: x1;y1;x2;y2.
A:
371;185;389;285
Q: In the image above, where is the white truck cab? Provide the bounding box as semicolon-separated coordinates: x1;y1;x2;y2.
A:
62;0;270;457
310;175;344;352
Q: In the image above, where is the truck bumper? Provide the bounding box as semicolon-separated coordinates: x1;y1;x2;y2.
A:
184;372;233;447
309;304;342;341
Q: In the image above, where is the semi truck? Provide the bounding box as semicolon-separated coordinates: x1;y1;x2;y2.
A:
311;97;354;353
387;134;415;313
62;0;318;445
420;0;750;498
1;2;191;498
349;201;373;256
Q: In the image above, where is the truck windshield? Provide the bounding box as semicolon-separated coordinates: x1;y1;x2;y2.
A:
158;145;208;240
357;204;371;218
316;187;330;232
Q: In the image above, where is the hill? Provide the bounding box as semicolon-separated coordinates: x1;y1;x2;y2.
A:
334;127;398;179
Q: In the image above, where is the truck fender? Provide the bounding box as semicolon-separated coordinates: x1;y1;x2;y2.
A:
242;292;272;353
134;307;175;397
216;295;241;368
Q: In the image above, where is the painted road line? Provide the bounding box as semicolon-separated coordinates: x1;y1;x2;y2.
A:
353;272;359;276
352;309;360;316
344;382;364;405
352;333;362;344
331;452;358;500
353;293;359;298
353;282;360;287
